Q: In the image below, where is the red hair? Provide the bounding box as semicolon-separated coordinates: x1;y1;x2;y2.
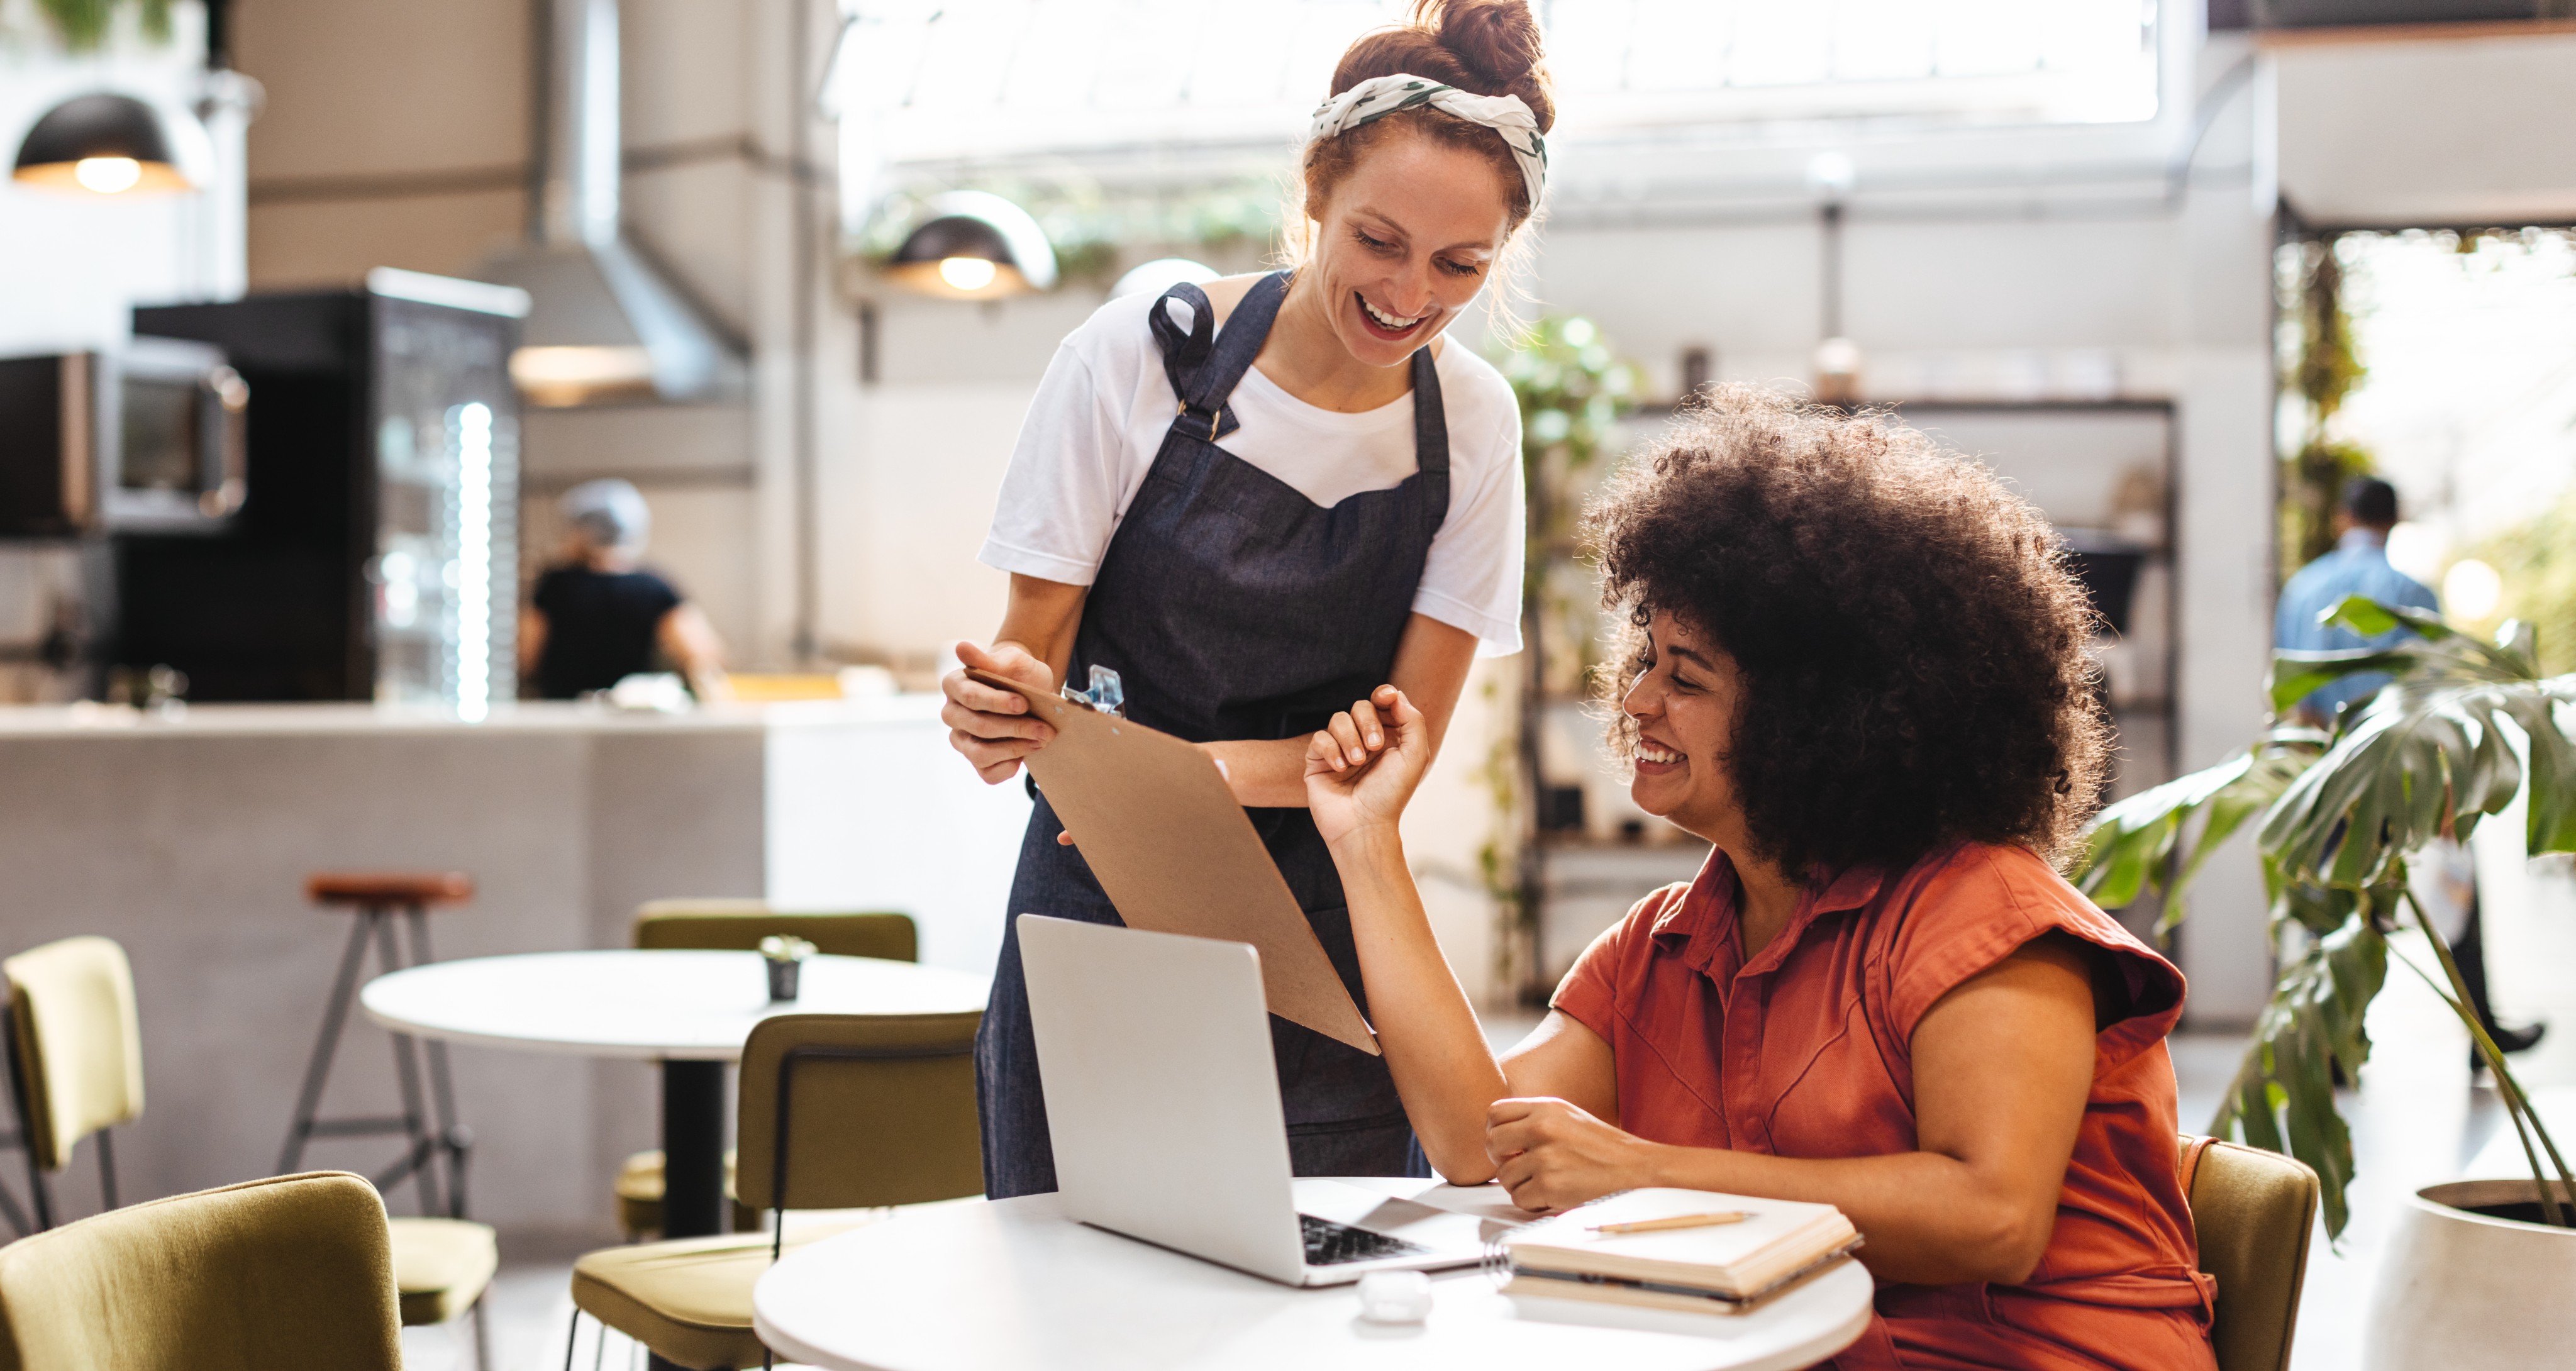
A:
1299;0;1555;233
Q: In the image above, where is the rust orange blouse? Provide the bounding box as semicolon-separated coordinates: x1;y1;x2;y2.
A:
1552;841;2218;1371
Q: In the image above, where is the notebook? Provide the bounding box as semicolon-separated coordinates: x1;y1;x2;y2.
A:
1502;1188;1860;1312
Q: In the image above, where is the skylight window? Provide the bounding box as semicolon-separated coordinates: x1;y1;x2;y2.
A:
827;0;2162;165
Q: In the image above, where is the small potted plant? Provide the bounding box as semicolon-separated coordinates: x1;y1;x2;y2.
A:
2077;596;2574;1368
759;934;815;1002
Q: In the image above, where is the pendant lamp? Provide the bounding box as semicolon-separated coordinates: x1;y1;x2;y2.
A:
13;93;192;195
884;191;1057;300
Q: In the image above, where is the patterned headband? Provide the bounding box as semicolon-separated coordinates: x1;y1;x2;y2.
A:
1309;73;1548;209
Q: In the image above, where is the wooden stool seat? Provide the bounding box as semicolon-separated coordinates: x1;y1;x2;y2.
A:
307;873;474;909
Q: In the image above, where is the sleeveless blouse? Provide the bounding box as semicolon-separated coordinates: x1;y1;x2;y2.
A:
1552;842;2219;1371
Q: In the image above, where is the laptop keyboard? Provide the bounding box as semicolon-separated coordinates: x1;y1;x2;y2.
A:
1300;1213;1431;1267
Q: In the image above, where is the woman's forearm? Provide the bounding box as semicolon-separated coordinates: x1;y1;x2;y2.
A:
1636;1145;2061;1286
1329;825;1511;1182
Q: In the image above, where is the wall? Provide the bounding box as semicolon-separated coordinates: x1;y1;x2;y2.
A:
0;3;236;353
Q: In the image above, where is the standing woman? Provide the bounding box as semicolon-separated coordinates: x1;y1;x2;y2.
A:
943;0;1553;1196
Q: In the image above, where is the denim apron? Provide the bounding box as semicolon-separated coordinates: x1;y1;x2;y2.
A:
976;270;1450;1197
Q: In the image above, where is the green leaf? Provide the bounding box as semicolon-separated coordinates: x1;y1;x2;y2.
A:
2268;648;2418;716
2207;905;2385;1239
2072;730;2323;925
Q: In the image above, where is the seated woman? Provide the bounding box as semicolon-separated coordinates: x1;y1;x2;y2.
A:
1303;387;2215;1370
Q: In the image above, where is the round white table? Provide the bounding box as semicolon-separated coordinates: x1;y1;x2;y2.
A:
362;950;989;1238
753;1181;1875;1371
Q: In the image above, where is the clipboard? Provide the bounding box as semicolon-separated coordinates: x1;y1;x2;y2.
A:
971;669;1380;1055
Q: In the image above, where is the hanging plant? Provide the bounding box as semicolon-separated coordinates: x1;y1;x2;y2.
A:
35;0;173;51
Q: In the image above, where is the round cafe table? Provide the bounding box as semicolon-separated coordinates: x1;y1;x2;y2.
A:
362;950;989;1239
754;1181;1874;1371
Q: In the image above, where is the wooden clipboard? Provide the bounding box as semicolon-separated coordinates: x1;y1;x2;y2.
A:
972;670;1379;1055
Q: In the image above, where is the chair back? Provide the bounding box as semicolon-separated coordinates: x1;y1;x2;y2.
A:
734;1012;982;1216
2181;1134;2320;1371
0;1171;402;1371
634;900;918;963
3;936;143;1171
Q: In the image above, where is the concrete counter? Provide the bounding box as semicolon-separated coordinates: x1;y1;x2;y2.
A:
0;697;1028;1241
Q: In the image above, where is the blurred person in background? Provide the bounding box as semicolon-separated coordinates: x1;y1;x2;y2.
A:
520;478;733;703
2274;475;2540;1060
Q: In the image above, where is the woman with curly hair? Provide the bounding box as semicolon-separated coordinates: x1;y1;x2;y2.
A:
1304;387;2216;1370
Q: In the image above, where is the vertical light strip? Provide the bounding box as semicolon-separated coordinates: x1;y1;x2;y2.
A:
457;402;495;721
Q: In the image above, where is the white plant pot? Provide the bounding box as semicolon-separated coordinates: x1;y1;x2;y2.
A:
2362;1180;2576;1370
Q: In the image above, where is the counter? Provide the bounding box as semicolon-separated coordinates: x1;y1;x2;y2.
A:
0;697;1027;1240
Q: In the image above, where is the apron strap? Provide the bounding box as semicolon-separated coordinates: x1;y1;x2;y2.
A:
1407;346;1450;532
1148;272;1291;443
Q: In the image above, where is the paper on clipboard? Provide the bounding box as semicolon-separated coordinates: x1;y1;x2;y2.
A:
972;670;1379;1056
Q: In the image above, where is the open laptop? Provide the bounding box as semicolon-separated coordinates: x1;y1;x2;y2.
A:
1018;913;1489;1286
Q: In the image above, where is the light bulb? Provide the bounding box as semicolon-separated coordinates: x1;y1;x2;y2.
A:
938;257;998;292
74;157;142;194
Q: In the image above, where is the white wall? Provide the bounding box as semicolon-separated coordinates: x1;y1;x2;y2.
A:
0;4;238;353
2272;29;2576;228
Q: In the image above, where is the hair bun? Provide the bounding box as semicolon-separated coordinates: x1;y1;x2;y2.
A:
1426;0;1542;88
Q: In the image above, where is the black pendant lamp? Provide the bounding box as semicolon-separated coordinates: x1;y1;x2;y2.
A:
884;191;1058;300
14;94;191;195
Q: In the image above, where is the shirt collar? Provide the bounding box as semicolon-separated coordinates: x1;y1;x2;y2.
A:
1653;849;1886;976
2337;527;2389;554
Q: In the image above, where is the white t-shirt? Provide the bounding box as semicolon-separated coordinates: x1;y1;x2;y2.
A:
979;290;1526;653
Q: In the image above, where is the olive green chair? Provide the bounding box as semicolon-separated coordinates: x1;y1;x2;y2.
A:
2;936;143;1233
2180;1134;2321;1371
0;1170;404;1370
617;902;920;1237
3;935;496;1367
571;1011;983;1370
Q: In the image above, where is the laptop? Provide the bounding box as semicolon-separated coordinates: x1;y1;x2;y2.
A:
1017;913;1490;1286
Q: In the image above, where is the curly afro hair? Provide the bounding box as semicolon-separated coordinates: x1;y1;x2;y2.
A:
1585;386;2111;877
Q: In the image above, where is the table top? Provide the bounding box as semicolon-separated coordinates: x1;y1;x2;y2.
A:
752;1180;1874;1371
360;950;991;1060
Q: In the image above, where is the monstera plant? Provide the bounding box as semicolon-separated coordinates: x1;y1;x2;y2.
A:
2076;596;2576;1237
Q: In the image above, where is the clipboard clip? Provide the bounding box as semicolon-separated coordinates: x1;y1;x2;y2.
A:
1060;664;1126;718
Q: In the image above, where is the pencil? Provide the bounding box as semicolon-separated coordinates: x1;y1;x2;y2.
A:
1588;1211;1752;1235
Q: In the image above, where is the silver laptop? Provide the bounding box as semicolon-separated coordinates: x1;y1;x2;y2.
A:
1018;914;1488;1286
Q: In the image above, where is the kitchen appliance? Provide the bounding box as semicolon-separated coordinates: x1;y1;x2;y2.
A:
114;269;527;709
0;338;248;538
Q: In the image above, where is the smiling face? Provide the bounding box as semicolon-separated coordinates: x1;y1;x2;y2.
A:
1303;126;1514;369
1621;611;1752;846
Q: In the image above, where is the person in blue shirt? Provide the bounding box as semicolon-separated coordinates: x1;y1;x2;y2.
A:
2275;476;2541;1060
2275;476;2440;726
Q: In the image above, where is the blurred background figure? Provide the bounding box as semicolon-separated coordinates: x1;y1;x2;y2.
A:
520;479;732;702
2274;476;2438;728
2275;474;2542;1062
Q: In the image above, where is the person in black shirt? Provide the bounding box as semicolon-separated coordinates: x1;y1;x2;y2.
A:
520;479;731;701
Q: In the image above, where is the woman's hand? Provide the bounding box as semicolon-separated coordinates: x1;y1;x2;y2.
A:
1485;1097;1665;1213
942;640;1057;784
1303;686;1433;846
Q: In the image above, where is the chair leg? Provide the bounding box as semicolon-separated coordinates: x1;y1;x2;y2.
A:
564;1307;580;1371
471;1290;492;1371
279;910;382;1174
94;1126;116;1211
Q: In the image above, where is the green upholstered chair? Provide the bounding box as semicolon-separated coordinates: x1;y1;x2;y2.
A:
0;1170;404;1371
3;934;496;1367
2180;1134;2321;1371
616;902;920;1237
3;936;143;1231
571;1010;982;1370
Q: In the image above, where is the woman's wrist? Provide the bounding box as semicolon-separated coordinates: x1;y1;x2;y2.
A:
1325;821;1406;865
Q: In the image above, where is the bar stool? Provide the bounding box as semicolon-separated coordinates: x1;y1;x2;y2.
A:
279;872;475;1219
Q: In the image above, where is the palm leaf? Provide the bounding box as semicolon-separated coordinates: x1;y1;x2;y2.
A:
2074;729;2323;929
2207;894;2386;1238
2261;606;2576;889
